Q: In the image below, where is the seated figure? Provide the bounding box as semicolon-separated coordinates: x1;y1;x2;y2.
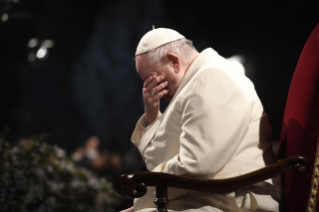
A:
125;28;282;212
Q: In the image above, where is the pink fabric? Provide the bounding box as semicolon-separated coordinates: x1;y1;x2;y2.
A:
278;23;319;212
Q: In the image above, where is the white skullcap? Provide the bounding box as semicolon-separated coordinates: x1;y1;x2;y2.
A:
135;28;185;56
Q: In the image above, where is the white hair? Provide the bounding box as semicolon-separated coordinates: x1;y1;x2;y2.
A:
146;38;197;66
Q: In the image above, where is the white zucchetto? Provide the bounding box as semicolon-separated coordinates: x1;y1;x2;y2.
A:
135;28;185;56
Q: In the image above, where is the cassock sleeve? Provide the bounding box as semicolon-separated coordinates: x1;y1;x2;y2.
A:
152;68;254;178
131;112;162;147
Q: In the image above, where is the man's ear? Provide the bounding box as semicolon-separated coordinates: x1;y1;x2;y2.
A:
166;53;180;73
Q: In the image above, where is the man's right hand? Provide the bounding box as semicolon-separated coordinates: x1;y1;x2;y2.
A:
142;75;169;126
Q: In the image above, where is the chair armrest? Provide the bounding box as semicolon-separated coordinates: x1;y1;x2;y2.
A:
116;155;306;198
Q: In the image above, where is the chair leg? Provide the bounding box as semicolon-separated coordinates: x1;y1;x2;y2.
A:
154;186;169;212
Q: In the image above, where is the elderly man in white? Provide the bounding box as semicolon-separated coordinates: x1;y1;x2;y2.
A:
123;28;281;212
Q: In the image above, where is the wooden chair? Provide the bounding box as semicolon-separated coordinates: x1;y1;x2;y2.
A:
116;23;319;212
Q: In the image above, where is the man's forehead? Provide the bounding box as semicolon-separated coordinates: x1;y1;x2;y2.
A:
135;55;144;67
135;55;145;74
136;55;154;81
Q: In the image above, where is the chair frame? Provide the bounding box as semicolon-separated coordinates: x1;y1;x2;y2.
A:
116;155;306;212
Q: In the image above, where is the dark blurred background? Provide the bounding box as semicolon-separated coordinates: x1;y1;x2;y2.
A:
0;0;318;179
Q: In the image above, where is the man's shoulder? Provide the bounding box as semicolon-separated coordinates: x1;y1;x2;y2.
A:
178;58;259;109
194;58;254;90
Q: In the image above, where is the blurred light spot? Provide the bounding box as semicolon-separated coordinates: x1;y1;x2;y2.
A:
228;55;245;74
13;0;19;3
28;38;39;48
36;47;48;59
28;52;36;61
41;39;54;48
1;13;8;22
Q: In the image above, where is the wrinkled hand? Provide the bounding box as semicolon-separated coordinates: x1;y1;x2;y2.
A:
143;75;169;126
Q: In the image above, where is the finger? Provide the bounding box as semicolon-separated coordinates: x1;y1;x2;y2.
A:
142;89;155;101
144;75;155;88
154;89;169;99
153;81;168;94
147;75;164;91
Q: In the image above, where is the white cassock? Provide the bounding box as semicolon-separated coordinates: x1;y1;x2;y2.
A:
131;48;282;212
